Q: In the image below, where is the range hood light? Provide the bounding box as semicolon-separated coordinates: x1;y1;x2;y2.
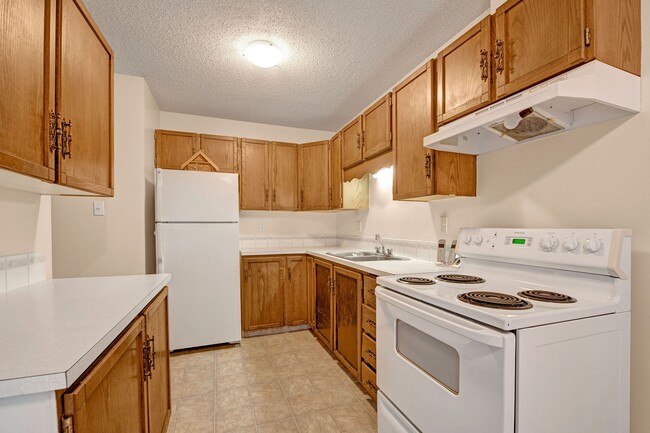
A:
503;108;534;130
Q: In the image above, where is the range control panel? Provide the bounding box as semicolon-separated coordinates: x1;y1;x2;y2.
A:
456;228;631;278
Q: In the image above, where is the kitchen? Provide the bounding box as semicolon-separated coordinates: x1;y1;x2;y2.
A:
0;0;648;432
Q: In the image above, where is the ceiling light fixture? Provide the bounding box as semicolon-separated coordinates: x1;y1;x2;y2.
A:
243;40;283;68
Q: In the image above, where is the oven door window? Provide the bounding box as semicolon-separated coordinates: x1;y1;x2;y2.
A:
396;319;460;394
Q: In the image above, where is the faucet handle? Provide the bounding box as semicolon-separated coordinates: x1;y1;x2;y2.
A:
375;247;381;253
375;233;380;240
386;248;393;256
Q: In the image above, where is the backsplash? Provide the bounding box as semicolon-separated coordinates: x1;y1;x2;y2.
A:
240;234;339;250
0;253;47;293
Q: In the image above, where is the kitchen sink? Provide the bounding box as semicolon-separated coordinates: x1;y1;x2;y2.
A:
327;251;408;262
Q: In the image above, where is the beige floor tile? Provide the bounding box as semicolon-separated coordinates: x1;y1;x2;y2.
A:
185;362;216;381
330;402;375;432
217;359;245;377
182;377;216;397
215;347;242;361
242;345;268;359
286;392;328;416
359;397;377;420
295;410;342;433
320;387;359;408
214;404;255;433
266;343;295;355
246;368;278;385
217;372;248;390
355;425;378;433
243;355;272;370
216;385;250;411
280;375;316;397
170;355;189;369
308;372;345;392
252;399;293;424
269;351;299;367
257;418;300;433
275;362;307;378
185;351;216;366
177;392;214;413
173;415;214;433
248;379;284;404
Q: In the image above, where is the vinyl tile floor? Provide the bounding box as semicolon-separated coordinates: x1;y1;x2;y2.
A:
168;330;378;433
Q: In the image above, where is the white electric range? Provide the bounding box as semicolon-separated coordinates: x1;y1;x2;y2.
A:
375;228;631;433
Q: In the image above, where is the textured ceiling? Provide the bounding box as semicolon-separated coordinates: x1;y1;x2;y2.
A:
84;0;489;131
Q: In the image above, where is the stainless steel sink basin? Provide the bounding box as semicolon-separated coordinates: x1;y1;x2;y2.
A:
327;251;409;262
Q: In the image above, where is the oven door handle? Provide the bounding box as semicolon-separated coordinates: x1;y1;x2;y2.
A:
376;288;508;348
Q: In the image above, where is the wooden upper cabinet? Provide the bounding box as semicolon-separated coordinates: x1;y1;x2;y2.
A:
340;116;363;169
392;61;436;200
240;138;270;210
330;133;343;210
299;141;331;211
333;266;362;377
57;0;114;196
155;130;199;169
437;16;493;125
242;257;285;331
285;255;308;326
270;142;298;211
199;134;239;173
0;0;56;183
362;93;392;160
63;317;148;433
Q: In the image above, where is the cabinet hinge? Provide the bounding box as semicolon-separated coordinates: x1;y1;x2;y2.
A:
388;131;393;142
389;95;393;106
61;416;74;433
244;270;249;282
584;28;592;47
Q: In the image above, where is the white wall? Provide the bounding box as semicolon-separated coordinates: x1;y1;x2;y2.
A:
158;111;337;238
51;75;159;277
0;189;52;277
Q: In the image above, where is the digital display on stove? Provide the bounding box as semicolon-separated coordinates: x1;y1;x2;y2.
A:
512;238;526;245
505;236;532;246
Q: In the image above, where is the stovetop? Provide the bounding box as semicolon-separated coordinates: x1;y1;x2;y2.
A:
377;228;631;331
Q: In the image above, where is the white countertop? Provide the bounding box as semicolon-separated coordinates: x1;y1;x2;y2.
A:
241;247;446;276
0;274;171;398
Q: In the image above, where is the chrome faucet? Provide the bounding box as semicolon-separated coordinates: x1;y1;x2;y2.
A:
375;233;389;255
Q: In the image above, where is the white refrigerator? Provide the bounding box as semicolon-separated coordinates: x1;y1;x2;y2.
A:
155;168;241;351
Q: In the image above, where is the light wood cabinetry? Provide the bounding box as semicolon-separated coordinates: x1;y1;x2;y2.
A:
392;61;477;201
330;133;343;210
241;256;285;331
240;138;271;210
0;0;113;196
61;288;170;433
285;255;308;326
299;141;331;211
437;16;493;125
332;266;362;377
271;142;299;211
199;134;239;173
313;258;334;348
493;0;640;99
341;116;363;169
362;93;392;160
307;256;316;328
155;130;199;169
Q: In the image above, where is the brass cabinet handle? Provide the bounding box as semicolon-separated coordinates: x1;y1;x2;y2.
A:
495;39;505;75
361;131;365;149
366;349;376;359
356;132;361;149
424;154;432;179
149;336;156;372
369;287;376;296
366;318;376;327
48;112;61;152
365;380;378;391
61;118;73;159
480;49;489;81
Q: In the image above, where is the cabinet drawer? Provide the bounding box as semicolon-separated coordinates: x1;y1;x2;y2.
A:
363;275;377;309
362;305;376;339
361;333;377;370
361;361;378;400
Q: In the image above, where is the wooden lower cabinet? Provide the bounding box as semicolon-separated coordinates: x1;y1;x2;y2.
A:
61;288;170;433
307;257;316;328
313;258;334;347
333;266;362;376
285;255;308;325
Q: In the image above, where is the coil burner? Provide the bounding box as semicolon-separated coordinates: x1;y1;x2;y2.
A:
518;290;577;304
436;274;486;284
458;291;533;310
396;277;435;285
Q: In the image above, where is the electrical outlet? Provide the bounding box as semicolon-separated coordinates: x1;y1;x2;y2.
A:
258;221;266;233
93;201;105;216
440;215;448;233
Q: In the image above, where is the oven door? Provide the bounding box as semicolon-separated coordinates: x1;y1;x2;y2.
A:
376;287;515;433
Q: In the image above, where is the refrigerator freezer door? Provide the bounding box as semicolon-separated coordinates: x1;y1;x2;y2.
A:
155;169;239;222
156;222;241;350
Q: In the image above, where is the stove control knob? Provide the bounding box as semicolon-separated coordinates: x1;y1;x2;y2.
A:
562;237;580;252
584;237;603;254
539;234;559;252
474;234;484;246
463;234;473;245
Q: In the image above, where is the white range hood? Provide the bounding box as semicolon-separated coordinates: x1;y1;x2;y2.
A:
424;61;641;155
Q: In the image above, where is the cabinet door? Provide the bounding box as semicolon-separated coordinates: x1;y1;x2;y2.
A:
242;257;285;330
155;130;199;169
432;151;477;197
271;142;298;211
299;141;330;211
437;16;493;124
307;257;316;328
340;116;363;169
143;288;171;433
57;0;114;196
362;93;392;160
392;60;436;200
240;138;270;210
199;134;239;173
314;259;334;348
0;0;56;182
494;0;588;98
330;133;343;210
333;266;362;376
285;255;308;326
63;317;148;433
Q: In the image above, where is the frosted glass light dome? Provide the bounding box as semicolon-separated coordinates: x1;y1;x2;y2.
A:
244;40;283;68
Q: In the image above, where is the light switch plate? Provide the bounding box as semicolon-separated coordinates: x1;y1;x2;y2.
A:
93;201;105;216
